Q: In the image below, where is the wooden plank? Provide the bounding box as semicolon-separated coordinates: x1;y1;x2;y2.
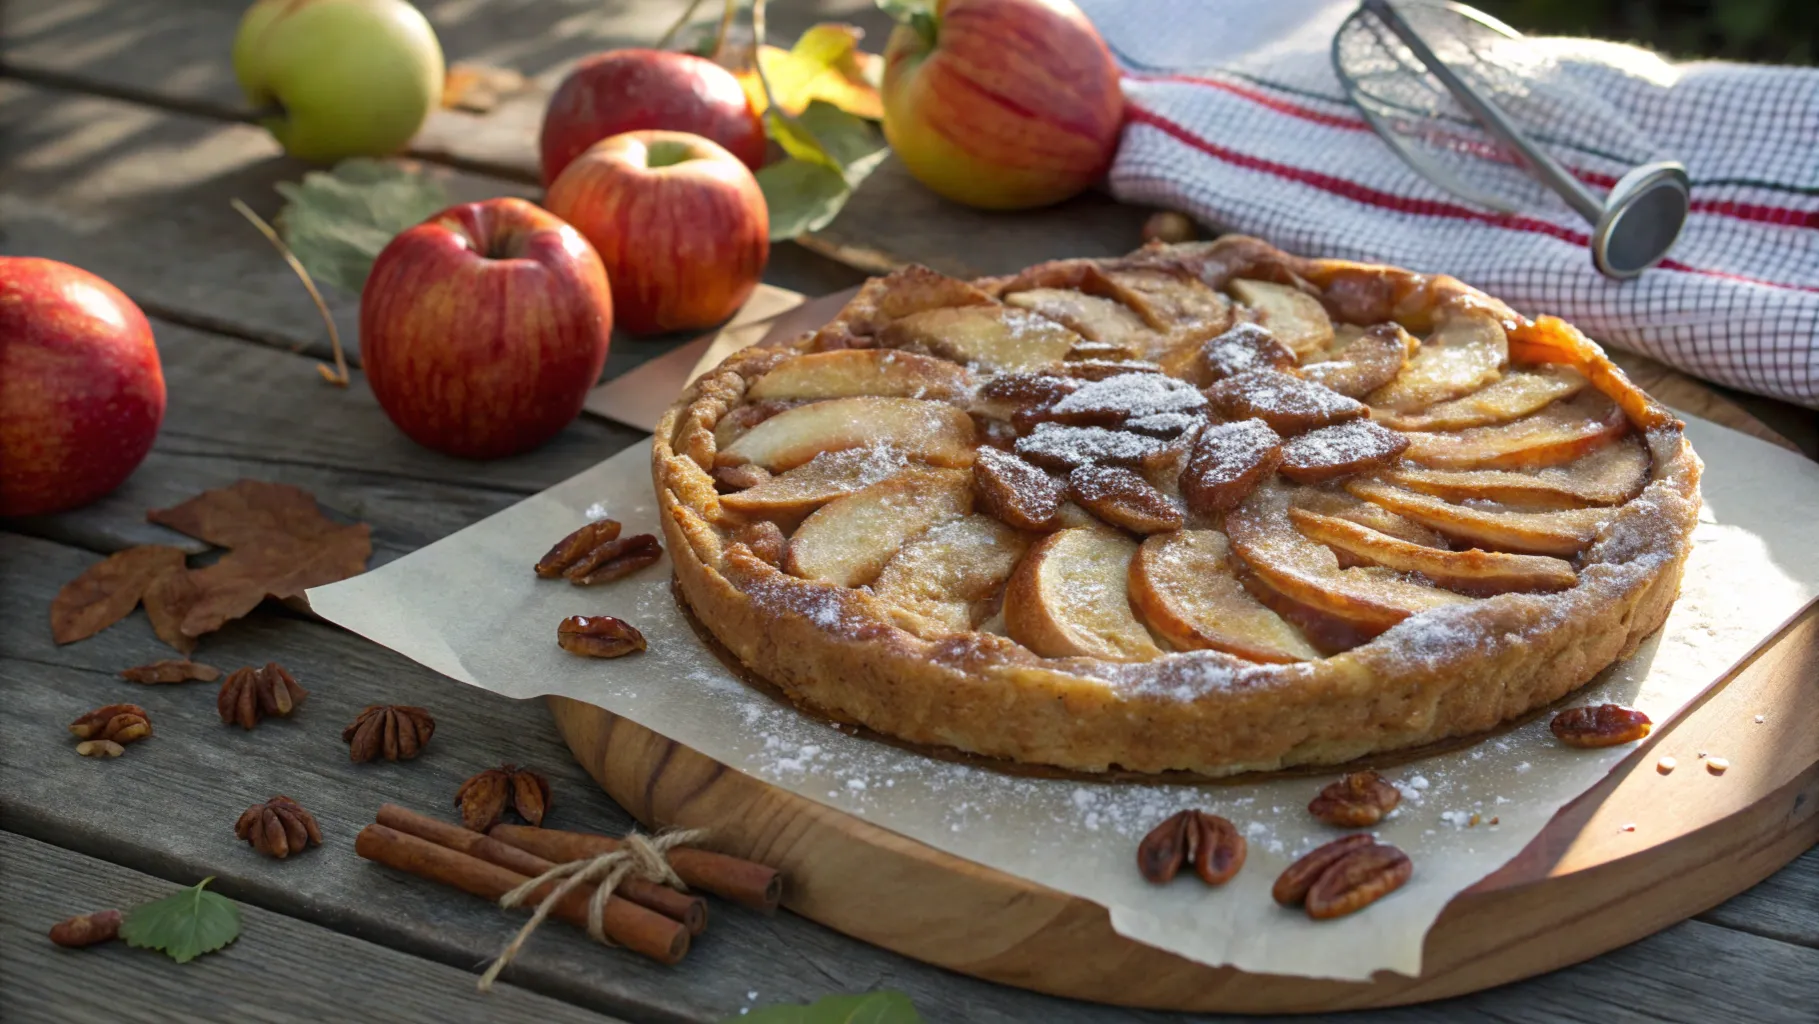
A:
0;831;621;1024
1699;846;1819;949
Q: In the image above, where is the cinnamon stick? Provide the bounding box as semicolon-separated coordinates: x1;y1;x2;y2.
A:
354;824;689;964
375;804;707;935
488;824;782;913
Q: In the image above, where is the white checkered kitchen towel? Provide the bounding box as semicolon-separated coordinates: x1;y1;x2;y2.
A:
1075;0;1819;408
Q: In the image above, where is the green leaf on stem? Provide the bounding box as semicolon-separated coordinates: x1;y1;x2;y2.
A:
118;877;242;964
875;0;938;49
274;158;450;293
758;101;889;240
726;990;922;1023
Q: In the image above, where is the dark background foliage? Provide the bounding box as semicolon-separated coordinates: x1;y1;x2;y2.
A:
1476;0;1817;64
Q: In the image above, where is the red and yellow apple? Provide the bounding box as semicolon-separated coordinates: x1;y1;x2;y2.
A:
360;198;613;459
882;0;1124;210
539;49;767;186
544;130;768;336
0;258;165;517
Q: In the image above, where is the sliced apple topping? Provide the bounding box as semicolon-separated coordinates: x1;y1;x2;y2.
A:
838;264;997;335
721;445;911;522
1400;390;1629;470
1004;288;1154;349
1103;266;1233;341
1279;420;1410;484
1129;530;1319;663
1366;313;1508;412
1204;370;1367;435
1046;372;1207;427
1288;507;1577;595
747;349;968;402
1186;322;1299;386
878;306;1080;372
1059;359;1164;381
1293;489;1450;548
1227;278;1334;358
784;467;973;587
1180;417;1283;514
718;397;977;472
1014;423;1169;471
1376;365;1587;431
1003;527;1162;661
1225;481;1469;634
1346;478;1616;557
1386;432;1650;509
973;447;1065;530
871;514;1032;636
1068;465;1184;534
1301;323;1416;398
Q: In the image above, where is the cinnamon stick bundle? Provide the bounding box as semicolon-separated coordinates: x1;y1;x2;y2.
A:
354;824;689;964
375;805;708;935
489;823;782;913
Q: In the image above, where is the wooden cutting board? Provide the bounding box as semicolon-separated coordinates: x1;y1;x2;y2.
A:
551;298;1817;1013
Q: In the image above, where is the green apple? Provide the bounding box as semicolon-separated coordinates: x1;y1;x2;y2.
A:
233;0;446;163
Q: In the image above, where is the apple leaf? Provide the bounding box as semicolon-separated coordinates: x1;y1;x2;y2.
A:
757;101;889;240
736;23;884;120
757;159;851;238
119;877;242;964
724;991;921;1023
274;158;450;294
875;0;938;49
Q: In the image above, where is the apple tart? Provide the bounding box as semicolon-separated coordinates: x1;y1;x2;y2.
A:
653;237;1701;775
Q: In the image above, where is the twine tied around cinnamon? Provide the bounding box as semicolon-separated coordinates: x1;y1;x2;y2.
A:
477;826;708;992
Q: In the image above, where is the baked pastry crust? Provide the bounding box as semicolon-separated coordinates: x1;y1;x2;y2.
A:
653;237;1701;775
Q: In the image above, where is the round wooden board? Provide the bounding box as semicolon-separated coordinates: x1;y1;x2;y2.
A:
552;294;1817;1012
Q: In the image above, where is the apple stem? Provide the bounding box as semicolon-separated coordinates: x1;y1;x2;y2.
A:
229;198;351;388
710;0;739;62
655;0;709;49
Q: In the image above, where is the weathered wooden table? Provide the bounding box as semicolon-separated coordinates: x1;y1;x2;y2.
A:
2;3;1814;1021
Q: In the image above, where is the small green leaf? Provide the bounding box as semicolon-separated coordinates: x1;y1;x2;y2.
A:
797;102;888;174
119;877;242;964
727;990;921;1023
273;158;450;293
875;0;937;49
758;158;854;239
758;102;889;240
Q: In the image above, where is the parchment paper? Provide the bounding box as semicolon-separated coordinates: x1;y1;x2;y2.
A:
309;415;1819;980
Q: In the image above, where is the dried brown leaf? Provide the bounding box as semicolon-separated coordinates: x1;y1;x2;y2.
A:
50;546;188;645
142;567;202;654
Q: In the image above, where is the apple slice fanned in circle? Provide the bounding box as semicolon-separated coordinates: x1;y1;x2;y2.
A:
784;467;973;587
1003;288;1155;351
878;305;1080;372
1288;508;1577;595
1346;478;1616;557
1300;323;1415;398
717;396;976;472
1130;530;1320;663
1003;527;1162;662
1227;278;1334;358
1225;481;1469;635
1400;390;1629;470
871;515;1031;638
1376;365;1588;431
1366;313;1508;413
746;349;969;402
1386;432;1650;509
720;446;914;524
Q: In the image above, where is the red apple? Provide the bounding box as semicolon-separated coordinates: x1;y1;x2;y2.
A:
544;130;768;336
0;258;165;517
539;49;767;186
360;197;613;459
882;0;1124;210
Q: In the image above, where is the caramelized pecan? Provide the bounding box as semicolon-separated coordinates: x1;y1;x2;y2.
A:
973;447;1063;530
1068;465;1183;534
1308;770;1402;827
67;704;151;745
1179;418;1282;515
1305;843;1412;920
557;615;647;659
1136;810;1247;886
565;534;663;586
48;910;122;948
1272;833;1373;906
1204;370;1366;435
1278;420;1410;485
1550;703;1652;748
1199;322;1297;383
534;519;622;578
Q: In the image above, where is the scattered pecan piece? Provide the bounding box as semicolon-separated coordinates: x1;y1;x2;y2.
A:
977;372;1080;411
1304;843;1412;920
712;464;773;492
1068;465;1183;534
557;615;647;658
75;740;125;758
1047;372;1206;428
1204;370;1366;435
1198;322;1297;383
535;519;622;578
119;659;221;684
732;520;787;567
49;910;122;948
455;763;552;831
1308;770;1402;827
1272;833;1373;906
235;795;323;859
343;705;436;762
565;534;664;586
68;704;151;745
1550;703;1652;748
1180;417;1283;515
1014;423;1167;472
973;447;1064;531
216;663;309;730
1135;810;1247;886
1278;420;1410;485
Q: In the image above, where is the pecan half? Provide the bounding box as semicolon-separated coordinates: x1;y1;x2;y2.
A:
49;910;122;948
1198;322;1297;383
1308;770;1402;827
455;763;551;831
1068;465;1184;534
557;615;647;658
973;447;1063;531
534;518;621;578
75;740;125;758
564;534;663;586
1278;420;1410;485
1550;704;1652;748
1272;833;1373;906
119;659;221;684
216;663;309;730
342;705;436;762
1180;417;1282;515
1305;843;1412;920
977;372;1080;410
1136;810;1247;886
1204;370;1366;435
68;704;151;745
235;795;323;859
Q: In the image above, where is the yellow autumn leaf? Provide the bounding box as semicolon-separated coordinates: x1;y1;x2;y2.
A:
737;23;883;121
